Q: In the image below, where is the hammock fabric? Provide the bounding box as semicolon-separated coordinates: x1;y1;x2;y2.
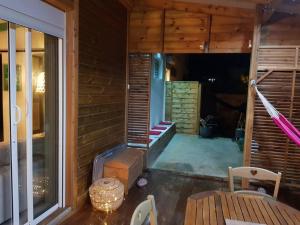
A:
253;81;300;147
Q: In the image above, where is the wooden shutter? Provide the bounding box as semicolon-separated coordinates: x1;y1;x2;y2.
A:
164;10;210;53
251;46;300;186
127;54;151;146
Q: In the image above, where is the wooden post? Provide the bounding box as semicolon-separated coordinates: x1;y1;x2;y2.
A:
242;6;262;188
125;12;129;144
65;0;79;208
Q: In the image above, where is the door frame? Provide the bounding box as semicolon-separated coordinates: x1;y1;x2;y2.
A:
5;12;66;225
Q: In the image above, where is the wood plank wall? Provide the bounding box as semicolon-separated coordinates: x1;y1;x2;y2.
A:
210;15;254;53
129;9;163;53
164;10;210;53
166;81;201;134
77;0;127;202
249;13;300;186
127;54;151;145
128;6;255;53
261;14;300;46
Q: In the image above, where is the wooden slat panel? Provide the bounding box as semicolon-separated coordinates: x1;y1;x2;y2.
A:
257;47;297;70
127;54;151;145
129;9;163;53
77;0;127;200
251;46;300;187
166;81;201;134
164;10;210;53
209;15;254;53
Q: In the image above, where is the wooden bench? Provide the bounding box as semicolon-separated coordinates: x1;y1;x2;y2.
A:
103;148;144;194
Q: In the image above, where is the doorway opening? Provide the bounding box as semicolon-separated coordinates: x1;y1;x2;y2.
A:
149;53;251;178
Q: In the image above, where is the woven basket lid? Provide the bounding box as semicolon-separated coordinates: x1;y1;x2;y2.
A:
92;178;122;191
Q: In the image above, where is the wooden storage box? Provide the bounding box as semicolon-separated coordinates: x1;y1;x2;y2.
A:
103;148;144;194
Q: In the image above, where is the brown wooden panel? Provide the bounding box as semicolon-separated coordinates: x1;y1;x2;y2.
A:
209;15;254;53
77;0;127;201
166;81;201;134
261;13;300;46
127;54;151;145
164;10;210;53
258;47;297;70
129;9;163;53
251;46;300;186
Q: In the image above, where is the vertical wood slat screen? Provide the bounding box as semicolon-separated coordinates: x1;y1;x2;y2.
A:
127;54;151;147
251;46;300;186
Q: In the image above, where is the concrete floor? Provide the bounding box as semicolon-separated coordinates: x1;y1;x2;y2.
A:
152;134;243;177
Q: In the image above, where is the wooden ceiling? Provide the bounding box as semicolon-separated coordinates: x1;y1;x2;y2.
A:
129;0;300;21
174;0;272;9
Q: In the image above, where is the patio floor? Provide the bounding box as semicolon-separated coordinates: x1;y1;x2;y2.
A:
152;134;243;177
60;169;300;225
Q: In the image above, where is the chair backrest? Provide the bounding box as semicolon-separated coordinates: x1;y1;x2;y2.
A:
228;166;282;199
130;195;158;225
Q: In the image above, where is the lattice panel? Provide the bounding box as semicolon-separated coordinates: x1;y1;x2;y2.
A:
127;54;151;146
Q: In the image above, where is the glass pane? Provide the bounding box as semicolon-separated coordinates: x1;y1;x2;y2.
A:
15;24;28;224
32;30;58;218
0;19;12;225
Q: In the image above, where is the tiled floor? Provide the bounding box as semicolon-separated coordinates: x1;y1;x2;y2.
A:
152;134;243;177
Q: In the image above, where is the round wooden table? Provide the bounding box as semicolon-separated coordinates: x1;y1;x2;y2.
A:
184;191;300;225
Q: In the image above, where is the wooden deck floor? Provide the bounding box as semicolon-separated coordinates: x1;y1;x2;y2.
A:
60;169;300;225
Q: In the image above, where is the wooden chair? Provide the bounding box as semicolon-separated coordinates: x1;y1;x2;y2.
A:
228;166;282;199
130;195;158;225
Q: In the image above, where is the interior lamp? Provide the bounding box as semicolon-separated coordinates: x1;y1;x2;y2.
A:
36;72;45;93
89;178;124;212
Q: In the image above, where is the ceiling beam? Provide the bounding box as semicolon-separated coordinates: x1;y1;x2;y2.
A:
133;0;256;18
42;0;74;11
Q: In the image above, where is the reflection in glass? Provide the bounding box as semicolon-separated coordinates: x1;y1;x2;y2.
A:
32;30;58;218
0;20;12;225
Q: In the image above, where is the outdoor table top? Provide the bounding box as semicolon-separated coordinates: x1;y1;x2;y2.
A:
184;191;300;225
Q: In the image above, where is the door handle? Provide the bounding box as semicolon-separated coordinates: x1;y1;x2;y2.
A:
14;105;22;125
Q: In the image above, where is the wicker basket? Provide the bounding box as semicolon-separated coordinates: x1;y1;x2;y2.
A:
89;178;124;212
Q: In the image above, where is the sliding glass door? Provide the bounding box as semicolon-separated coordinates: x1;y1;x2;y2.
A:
0;20;62;225
0;19;12;225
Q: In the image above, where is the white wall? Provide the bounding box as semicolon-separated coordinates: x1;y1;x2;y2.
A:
150;54;165;129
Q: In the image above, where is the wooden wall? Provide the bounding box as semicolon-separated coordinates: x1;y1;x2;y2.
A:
261;14;300;46
164;10;210;53
128;5;254;53
129;9;163;53
77;0;127;202
210;15;254;53
248;13;300;186
166;81;201;134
